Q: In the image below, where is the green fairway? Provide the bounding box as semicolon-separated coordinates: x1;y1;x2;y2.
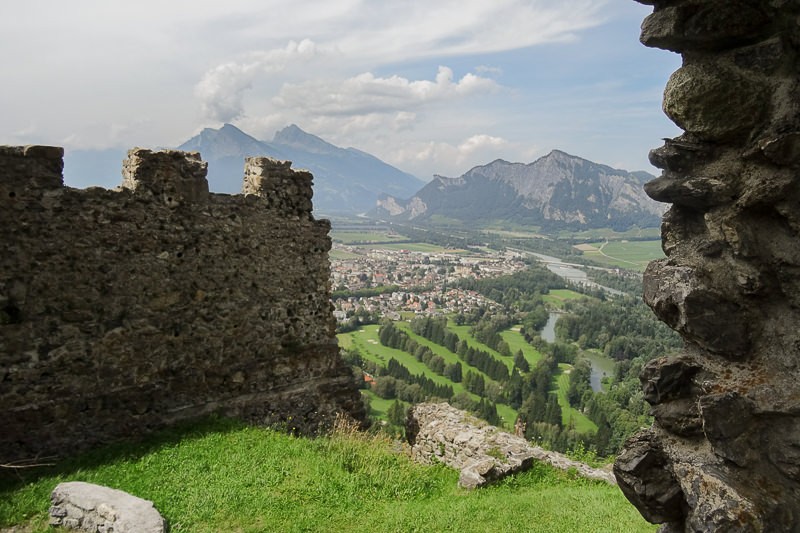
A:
542;289;586;309
395;323;496;382
580;240;664;271
338;325;518;430
500;327;543;368
362;390;394;420
553;364;597;434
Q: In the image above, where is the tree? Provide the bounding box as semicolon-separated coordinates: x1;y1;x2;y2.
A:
387;399;406;427
513;350;530;373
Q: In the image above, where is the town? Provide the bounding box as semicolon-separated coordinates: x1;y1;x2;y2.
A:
329;242;529;321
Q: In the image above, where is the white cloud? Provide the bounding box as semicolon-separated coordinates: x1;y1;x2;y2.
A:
272;66;498;117
194;39;321;122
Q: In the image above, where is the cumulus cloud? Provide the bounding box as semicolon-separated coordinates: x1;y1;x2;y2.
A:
384;134;518;178
194;39;320;122
272;66;498;116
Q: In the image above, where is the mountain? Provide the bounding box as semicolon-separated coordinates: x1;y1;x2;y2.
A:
371;150;665;231
177;124;424;214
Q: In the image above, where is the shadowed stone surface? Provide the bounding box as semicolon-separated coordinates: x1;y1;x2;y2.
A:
0;147;365;463
617;2;800;531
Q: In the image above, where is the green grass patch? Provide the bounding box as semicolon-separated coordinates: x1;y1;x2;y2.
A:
339;326;459;392
362;389;394;420
329;249;362;260
557;226;661;241
500;327;543;368
0;420;653;532
552;364;597;434
339;325;518;430
330;230;409;244
542;289;586;309
581;240;664;271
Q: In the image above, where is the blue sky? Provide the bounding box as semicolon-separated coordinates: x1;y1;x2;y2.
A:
0;1;680;181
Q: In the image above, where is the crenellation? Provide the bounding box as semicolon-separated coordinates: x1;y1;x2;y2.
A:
0;146;364;464
242;156;314;219
121;148;210;205
0;145;64;200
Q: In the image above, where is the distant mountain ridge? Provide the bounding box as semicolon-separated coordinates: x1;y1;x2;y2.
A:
178;124;424;214
371;150;665;230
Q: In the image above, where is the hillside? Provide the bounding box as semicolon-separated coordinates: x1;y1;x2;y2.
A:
178;124;424;214
0;418;654;532
372;150;664;231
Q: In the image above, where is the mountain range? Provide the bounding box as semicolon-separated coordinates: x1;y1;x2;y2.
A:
62;125;663;230
371;150;664;230
177;124;424;214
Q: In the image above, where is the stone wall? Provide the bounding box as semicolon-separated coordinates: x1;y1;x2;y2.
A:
0;146;364;463
615;2;800;531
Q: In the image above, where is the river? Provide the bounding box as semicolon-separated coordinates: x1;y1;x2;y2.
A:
540;312;615;393
527;252;624;296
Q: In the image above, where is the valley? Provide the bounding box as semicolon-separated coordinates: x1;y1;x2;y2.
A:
330;220;677;459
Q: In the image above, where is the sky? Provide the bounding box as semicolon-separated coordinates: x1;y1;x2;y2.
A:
0;1;681;181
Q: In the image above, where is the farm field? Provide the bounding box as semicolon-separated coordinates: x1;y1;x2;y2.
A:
330;230;408;243
579;240;664;271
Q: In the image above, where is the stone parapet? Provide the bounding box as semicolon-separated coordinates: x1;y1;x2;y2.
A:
242;157;314;219
0;146;364;463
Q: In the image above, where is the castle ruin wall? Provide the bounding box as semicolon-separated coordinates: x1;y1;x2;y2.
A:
0;146;364;462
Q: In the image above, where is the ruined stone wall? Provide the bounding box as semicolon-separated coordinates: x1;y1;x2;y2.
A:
615;2;800;531
0;146;364;463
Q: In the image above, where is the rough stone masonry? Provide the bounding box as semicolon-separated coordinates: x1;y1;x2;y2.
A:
0;146;364;463
615;2;800;531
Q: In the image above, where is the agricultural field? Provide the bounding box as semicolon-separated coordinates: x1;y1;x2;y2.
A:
578;240;664;271
330;230;409;244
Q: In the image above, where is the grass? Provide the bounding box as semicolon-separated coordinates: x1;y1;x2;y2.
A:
542;289;585;309
500;327;543;368
329;249;363;260
553;364;598;434
0;418;654;532
362;389;394;420
556;227;661;241
580;240;664;271
340;325;518;429
330;231;409;244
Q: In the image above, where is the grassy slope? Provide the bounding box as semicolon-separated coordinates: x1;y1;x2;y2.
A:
553;364;597;434
0;419;654;532
542;289;585;310
341;325;518;429
500;327;543;368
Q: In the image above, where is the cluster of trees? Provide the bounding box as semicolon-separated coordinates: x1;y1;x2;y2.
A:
410;317;510;384
554;295;681;360
378;321;465;382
